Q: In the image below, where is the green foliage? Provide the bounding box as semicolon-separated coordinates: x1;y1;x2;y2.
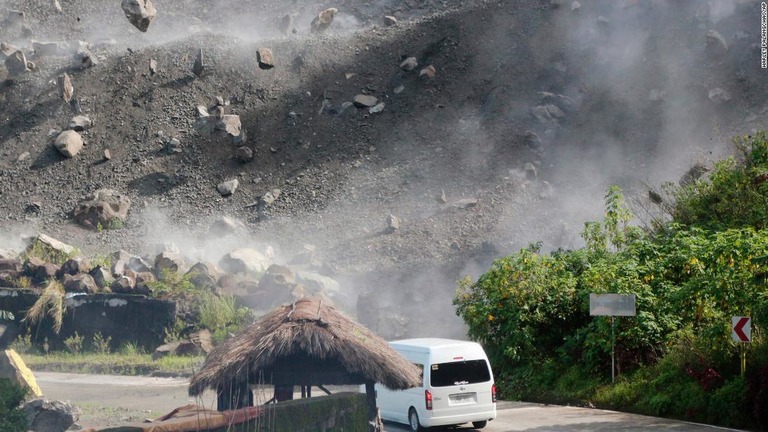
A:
455;136;768;429
91;332;111;355
8;332;31;354
147;270;196;298
197;293;252;342
671;132;768;230
120;342;143;356
21;239;78;265
64;332;84;354
0;378;28;432
20;351;204;376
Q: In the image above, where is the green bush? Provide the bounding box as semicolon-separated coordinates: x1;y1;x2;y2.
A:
453;136;768;428
0;378;28;432
197;293;252;342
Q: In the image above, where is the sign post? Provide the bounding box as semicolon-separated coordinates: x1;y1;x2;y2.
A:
590;294;636;383
732;316;751;376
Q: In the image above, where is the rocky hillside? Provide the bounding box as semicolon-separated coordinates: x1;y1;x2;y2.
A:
0;0;765;337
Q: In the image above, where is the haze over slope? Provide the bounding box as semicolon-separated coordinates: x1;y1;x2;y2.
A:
0;0;764;337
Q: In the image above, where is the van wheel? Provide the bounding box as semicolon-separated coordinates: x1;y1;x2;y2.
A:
472;420;487;429
408;408;423;431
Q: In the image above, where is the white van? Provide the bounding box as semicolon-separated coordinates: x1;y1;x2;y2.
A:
376;338;496;431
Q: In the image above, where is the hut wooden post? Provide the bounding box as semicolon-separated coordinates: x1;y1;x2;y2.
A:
365;380;381;432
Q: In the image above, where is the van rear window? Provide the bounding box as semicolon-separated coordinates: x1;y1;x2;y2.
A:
429;359;491;387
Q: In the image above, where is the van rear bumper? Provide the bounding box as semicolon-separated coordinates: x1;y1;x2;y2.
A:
421;407;497;427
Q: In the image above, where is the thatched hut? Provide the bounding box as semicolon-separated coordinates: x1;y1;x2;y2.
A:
188;297;421;430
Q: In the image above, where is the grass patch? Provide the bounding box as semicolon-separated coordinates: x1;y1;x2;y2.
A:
21;352;205;376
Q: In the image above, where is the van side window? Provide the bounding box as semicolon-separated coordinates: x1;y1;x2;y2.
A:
430;359;491;387
414;363;424;385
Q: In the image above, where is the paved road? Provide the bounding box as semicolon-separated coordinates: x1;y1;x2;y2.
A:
36;372;743;431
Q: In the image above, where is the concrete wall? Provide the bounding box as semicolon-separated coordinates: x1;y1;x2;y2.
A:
0;289;176;351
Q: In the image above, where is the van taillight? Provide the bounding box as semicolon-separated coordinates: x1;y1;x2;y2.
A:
492;384;497;402
425;390;433;410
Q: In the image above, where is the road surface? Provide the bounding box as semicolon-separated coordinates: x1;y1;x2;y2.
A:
35;372;743;431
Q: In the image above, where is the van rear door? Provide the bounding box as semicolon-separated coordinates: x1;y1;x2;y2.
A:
428;358;494;418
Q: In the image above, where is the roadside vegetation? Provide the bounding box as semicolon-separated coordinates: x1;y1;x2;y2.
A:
11;333;204;376
0;378;28;432
454;132;768;430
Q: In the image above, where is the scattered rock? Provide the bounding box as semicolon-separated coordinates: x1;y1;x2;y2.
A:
310;8;338;33
708;87;731;104
59;257;90;276
68;115;92;132
89;266;113;290
33;41;67;56
219;248;270;274
215;115;242;136
257;47;274;70
571;1;581;11
419;65;436;79
679;163;709;186
185;262;219;290
110;275;136;293
532;104;565;123
234;146;253;162
54;130;83;158
62;273;99;293
217;179;239;196
74;42;96;69
0;349;42;397
121;0;158;32
58;73;74;103
25;234;75;261
353;94;378;108
149;58;158;75
383;15;397;27
5;50;29;76
192;48;204;77
208;217;244;237
451;198;478;209
706;29;728;53
524;162;538;180
0;259;22;273
154;252;186;280
369;102;385;114
25;398;80;432
385;214;400;234
72;189;131;229
128;256;152;273
166;137;182;154
399;57;418;71
278;14;293;35
0;43;19;58
103;149;111;161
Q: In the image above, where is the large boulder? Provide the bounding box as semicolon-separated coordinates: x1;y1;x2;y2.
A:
121;0;157;32
218;249;269;275
185;262;219;290
88;266;113;290
57;257;90;277
25;234;75;263
154;252;186;280
72;189;131;230
0;349;42;397
53;130;83;158
24;398;80;432
257;264;296;305
62;273;99;293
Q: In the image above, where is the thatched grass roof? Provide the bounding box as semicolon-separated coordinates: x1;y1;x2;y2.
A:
188;297;421;396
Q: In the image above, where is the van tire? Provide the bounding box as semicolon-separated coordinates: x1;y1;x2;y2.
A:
408;408;423;431
472;420;488;429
